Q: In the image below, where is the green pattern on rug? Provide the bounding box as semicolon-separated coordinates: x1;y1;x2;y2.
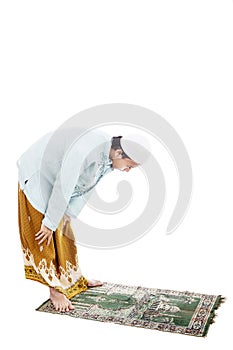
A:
36;282;224;337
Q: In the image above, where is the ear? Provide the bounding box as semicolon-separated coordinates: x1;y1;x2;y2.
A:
110;148;123;159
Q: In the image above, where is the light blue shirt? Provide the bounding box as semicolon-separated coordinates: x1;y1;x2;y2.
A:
17;128;114;231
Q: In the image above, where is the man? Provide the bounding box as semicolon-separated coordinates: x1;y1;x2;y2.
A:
17;128;140;312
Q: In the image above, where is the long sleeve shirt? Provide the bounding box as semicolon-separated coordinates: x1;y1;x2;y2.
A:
17;127;114;231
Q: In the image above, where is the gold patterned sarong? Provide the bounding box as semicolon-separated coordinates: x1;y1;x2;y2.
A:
17;182;88;299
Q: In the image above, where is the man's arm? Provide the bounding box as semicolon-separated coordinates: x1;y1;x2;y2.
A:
65;187;95;218
41;145;85;231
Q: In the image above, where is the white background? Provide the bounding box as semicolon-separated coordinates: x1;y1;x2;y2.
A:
1;1;233;349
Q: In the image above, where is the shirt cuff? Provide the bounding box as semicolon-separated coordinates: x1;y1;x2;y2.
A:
42;216;57;231
64;207;76;219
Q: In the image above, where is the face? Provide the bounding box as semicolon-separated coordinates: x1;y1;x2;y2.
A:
110;148;140;172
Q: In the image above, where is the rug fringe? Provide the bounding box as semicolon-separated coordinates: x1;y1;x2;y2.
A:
202;295;226;337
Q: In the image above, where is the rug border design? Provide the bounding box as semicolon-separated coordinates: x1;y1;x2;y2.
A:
36;282;225;337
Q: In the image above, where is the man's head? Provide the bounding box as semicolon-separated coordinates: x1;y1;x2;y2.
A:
109;136;140;172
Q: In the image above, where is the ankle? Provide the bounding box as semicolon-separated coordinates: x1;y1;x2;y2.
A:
50;287;58;296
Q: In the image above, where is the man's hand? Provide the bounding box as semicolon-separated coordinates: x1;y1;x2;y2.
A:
63;214;71;227
35;224;53;246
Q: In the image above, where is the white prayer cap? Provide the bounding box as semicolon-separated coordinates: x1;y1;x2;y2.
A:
120;133;151;165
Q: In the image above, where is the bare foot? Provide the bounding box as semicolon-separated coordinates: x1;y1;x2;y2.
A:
49;287;74;312
87;279;103;287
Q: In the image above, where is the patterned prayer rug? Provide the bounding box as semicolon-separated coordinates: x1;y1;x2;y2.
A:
36;282;224;337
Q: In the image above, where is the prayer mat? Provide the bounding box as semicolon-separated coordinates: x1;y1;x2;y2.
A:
36;282;224;337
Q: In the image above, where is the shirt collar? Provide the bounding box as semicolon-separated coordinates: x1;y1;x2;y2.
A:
104;139;114;170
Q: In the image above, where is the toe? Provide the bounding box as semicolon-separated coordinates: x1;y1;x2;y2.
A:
69;302;75;310
88;279;103;287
